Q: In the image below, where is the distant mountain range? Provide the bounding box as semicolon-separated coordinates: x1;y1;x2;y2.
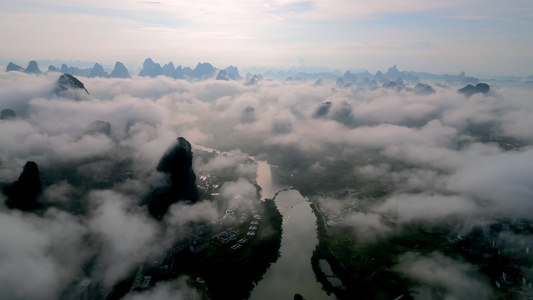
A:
4;59;533;85
6;60;131;79
4;59;245;81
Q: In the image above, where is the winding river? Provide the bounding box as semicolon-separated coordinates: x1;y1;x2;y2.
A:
249;162;335;300
193;145;335;299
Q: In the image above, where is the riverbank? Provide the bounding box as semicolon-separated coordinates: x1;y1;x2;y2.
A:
191;198;283;300
310;201;348;299
192;145;336;299
249;190;335;300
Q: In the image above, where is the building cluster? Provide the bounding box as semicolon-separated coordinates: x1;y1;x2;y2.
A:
211;228;240;246
494;266;533;299
456;218;533;298
130;198;265;293
197;174;222;196
215;206;262;251
130;245;184;292
247;217;261;240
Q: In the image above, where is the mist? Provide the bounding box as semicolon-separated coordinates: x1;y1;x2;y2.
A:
1;70;532;299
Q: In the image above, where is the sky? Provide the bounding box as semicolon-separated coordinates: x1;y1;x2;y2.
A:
1;0;533;77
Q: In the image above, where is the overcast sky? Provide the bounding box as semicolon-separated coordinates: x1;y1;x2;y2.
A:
1;0;533;76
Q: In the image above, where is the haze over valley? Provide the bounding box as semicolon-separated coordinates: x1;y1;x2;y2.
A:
1;1;533;299
1;58;533;299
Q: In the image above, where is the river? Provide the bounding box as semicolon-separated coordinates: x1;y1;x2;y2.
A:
249;161;336;300
193;145;335;299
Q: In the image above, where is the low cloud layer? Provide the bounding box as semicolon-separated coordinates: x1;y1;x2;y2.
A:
1;71;532;298
395;252;493;300
0;209;89;300
123;277;198;300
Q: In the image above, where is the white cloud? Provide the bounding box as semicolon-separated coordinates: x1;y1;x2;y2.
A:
395;252;493;300
0;209;88;300
88;190;161;286
0;72;532;297
446;147;533;217
124;277;198;300
163;201;220;239
378;193;477;223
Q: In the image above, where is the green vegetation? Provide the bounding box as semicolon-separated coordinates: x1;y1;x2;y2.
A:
310;202;457;299
270;159;392;199
271;164;360;197
107;197;282;300
39;160;134;215
169;198;282;300
198;200;281;299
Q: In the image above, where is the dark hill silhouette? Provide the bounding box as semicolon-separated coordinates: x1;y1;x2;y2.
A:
414;83;436;95
375;71;385;81
244;74;261;86
48;65;59;72
216;70;234;81
172;66;185;79
241;106;256;123
88;63;109;78
458;83;490;97
382;81;398;90
333;101;353;125
162;62;175;77
110;62;130;78
386;65;401;78
313;102;332;118
6;62;24;72
192;62;216;79
147;137;199;219
182;66;194;78
224;66;242;80
24;61;42;74
85;120;111;136
4;161;42;211
336;78;345;88
139;58;163;77
60;63;70;74
343;71;357;83
54;74;90;98
1;109;16;120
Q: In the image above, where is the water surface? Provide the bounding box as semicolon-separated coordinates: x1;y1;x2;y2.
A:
250;175;335;300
